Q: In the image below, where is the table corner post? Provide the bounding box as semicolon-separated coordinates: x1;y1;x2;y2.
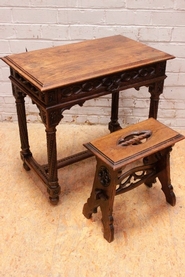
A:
108;91;122;132
12;83;32;170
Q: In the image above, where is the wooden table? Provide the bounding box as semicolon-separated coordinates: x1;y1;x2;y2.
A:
1;35;174;204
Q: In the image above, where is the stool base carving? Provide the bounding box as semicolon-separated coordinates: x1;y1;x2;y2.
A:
83;148;175;242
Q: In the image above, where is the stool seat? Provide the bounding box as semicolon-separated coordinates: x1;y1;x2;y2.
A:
84;118;183;170
83;118;184;242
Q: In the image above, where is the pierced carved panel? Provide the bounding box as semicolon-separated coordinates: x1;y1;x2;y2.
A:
10;59;167;128
10;61;166;110
58;62;164;102
116;164;156;195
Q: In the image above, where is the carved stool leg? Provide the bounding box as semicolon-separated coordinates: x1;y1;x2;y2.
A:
83;160;117;242
143;156;157;188
82;190;99;220
144;178;156;188
45;126;60;205
13;86;32;170
156;148;176;206
83;162;104;219
100;181;116;243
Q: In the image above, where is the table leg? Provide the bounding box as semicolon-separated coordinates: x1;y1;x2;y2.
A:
45;126;61;205
148;80;164;119
13;85;32;171
147;79;165;188
109;91;122;132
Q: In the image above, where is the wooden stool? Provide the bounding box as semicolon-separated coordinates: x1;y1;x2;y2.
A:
82;118;184;242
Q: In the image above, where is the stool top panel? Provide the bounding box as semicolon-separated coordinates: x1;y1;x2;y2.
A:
84;118;184;170
1;35;174;91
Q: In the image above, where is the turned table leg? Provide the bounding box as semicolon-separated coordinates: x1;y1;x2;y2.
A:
13;85;32;170
109;91;122;133
148;80;165;119
45;126;61;205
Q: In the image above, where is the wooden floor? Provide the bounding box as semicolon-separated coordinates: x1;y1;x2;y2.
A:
0;122;185;277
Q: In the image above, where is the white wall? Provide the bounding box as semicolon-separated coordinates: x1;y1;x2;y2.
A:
0;0;185;129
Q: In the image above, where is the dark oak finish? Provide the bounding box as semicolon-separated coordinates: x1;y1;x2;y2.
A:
1;35;175;204
83;118;184;242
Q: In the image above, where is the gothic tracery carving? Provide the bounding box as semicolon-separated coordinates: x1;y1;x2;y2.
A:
59;64;158;100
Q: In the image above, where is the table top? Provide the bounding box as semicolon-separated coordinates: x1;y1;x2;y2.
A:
84;118;184;170
2;35;174;92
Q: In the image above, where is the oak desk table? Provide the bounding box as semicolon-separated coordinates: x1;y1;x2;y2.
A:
1;35;174;204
